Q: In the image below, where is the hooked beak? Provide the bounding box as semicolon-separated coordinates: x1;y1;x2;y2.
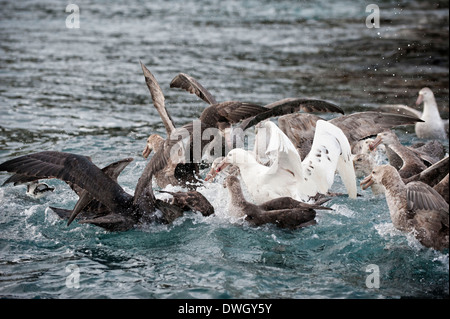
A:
360;174;374;190
142;145;152;159
204;158;230;182
416;93;424;106
368;136;382;151
204;166;216;182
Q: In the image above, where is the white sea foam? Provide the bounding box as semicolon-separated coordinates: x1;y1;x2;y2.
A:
374;221;402;238
44;206;60;225
330;204;356;218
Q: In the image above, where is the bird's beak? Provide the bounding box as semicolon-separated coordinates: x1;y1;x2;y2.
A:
142;145;152;159
416;93;424;106
368;136;382;151
360;174;374;190
204;166;217;182
204;158;230;182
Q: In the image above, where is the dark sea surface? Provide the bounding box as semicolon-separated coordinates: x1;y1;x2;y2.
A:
0;0;448;299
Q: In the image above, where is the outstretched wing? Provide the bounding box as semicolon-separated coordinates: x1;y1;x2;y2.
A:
329;112;423;146
240;98;344;131
406;181;449;213
213;101;268;124
0;151;132;214
301;120;357;198
377;104;423;119
277;112;423;159
277;113;322;160
67;158;134;226
140;61;176;136
133;121;211;205
260;121;304;179
404;156;449;187
170;73;218;105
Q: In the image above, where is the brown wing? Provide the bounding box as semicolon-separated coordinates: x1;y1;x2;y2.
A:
409;140;446;166
239;98;343;131
159;190;215;216
377;104;423;118
404;156;449;187
170;73;218;105
133;121;211;205
406;181;449;213
246;207;317;229
215;101;267;123
67;158;134;226
2;174;44;186
329;112;423;146
0;151;132;214
433;174;449;204
140;61;176;135
258;196;332;211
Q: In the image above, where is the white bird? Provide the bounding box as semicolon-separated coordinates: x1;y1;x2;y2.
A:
212;120;357;204
379;87;448;140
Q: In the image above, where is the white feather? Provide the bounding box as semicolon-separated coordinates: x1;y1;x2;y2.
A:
225;120;357;204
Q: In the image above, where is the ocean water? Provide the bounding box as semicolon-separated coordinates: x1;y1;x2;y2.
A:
0;0;448;299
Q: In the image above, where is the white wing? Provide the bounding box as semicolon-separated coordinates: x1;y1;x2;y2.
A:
258;121;303;179
252;121;272;165
301;120;357;198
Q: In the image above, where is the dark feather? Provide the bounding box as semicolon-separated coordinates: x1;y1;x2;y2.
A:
158;190;215;216
170;73;218;105
0;152;133;215
240;98;344;131
66;158;134;226
329;112;423;146
140;61;176;135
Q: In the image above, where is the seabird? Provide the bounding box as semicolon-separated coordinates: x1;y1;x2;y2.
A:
140;62;202;189
27;181;55;198
50;157;134;226
360;164;449;251
274;112;423;160
211;120;357;204
369;130;428;179
158;190;215;217
403;156;449;187
353;153;385;195
1;174;55;199
403;156;449;203
170;72;218;105
204;156;240;181
379;87;448;139
170;69;347;155
224;175;332;229
0;151;201;231
407;140;446;166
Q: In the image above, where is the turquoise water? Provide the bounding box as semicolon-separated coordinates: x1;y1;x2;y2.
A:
0;0;448;299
